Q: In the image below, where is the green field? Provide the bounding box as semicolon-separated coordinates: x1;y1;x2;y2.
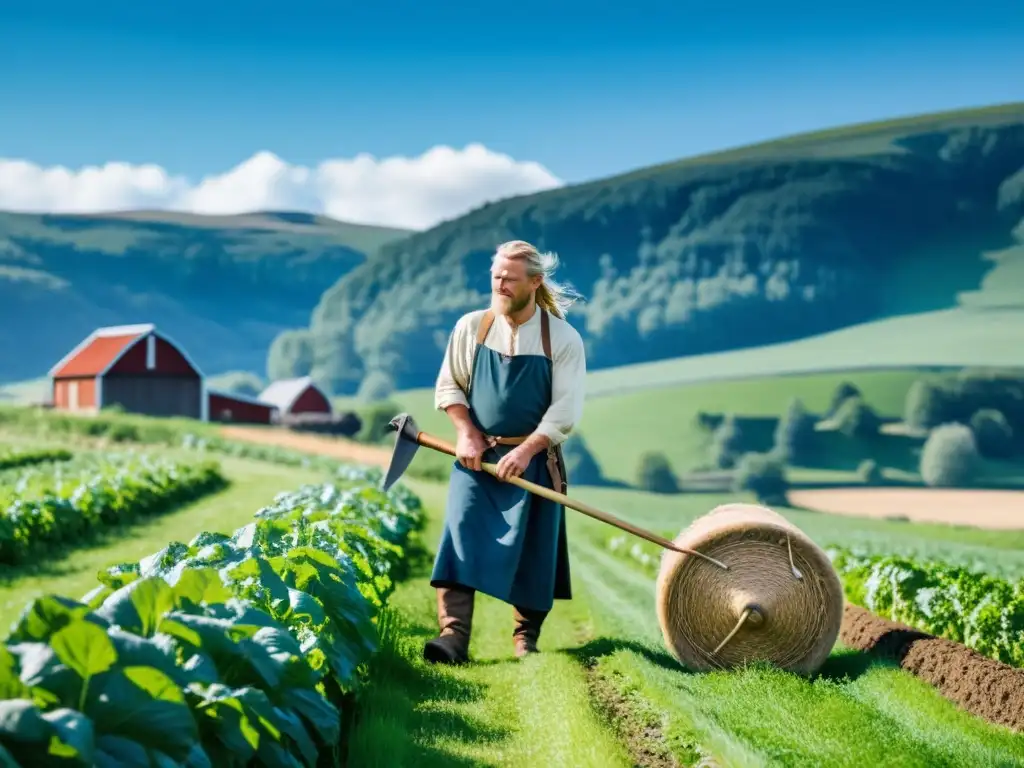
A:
346;481;1024;766
1;410;1022;766
343;369;923;485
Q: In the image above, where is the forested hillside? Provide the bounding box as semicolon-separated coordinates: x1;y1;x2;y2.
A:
272;104;1024;397
0;210;409;381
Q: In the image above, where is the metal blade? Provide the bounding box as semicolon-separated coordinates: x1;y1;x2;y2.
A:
380;412;421;491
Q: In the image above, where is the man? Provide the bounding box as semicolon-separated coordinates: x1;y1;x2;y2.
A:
426;239;587;664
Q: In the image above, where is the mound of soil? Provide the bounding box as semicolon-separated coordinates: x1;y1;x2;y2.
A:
840;604;1024;733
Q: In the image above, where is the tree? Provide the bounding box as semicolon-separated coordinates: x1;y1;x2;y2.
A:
773;398;816;463
636;452;679;494
266;329;315;381
857;459;883;484
732;452;788;505
827;381;861;418
969;409;1014;459
904;380;949;430
834;397;881;439
919;423;979;488
356;400;404;444
357;370;396;403
709;414;744;469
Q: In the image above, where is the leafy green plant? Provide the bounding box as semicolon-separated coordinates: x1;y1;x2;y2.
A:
829;546;1024;668
0;453;227;565
0;467;424;766
0;446;73;471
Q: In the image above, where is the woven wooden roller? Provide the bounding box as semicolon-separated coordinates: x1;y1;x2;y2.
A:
655;502;845;675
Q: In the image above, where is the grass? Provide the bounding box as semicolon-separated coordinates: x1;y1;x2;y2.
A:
346;369;925;486
579;484;1024;578
0;452;326;629
345;479;632;768
348;476;1024;766
2;407;1022;764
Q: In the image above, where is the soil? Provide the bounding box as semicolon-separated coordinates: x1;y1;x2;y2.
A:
788;488;1024;530
582;663;686;768
218;425;393;468
840;603;1024;733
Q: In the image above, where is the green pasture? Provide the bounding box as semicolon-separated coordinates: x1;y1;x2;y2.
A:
341;369;925;486
347;480;1024;767
1;412;1022;766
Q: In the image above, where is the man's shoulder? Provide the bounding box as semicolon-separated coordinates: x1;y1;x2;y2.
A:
452;309;490;335
548;312;585;348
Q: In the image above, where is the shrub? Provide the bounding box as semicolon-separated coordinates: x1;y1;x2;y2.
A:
356;400;404;444
562;432;604;486
358;369;396;403
857;458;883;484
827;381;861;418
709;414;744;469
773;398;816;463
732;452;788;505
919;423;979;487
969;408;1014;459
834;397;881;439
904;380;950;430
636;451;679;494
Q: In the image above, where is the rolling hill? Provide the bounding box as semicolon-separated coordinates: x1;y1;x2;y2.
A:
273;102;1024;397
0;209;410;384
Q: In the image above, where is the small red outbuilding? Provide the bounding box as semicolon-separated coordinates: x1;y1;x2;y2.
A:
49;323;207;421
258;376;332;422
207;389;278;425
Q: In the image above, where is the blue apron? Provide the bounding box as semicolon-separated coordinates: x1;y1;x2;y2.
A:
430;308;572;613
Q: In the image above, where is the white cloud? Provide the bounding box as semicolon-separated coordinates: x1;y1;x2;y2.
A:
0;144;564;230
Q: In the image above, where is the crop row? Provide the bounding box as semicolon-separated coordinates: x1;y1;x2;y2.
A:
0;453;228;565
180;433;346;471
0;467;423;767
828;546;1024;668
602;533;1024;668
0;446;72;471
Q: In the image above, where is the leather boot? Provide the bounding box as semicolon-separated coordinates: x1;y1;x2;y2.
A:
512;605;548;658
423;586;474;665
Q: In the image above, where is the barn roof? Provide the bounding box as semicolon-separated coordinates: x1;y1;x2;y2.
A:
258;376;325;412
48;323;205;379
49;324;154;378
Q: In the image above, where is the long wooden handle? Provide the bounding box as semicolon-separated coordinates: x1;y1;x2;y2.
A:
414;431;726;566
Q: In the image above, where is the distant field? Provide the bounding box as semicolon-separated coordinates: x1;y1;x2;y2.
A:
570;485;1024;579
335;307;1024;416
789;487;1024;531
581;307;1024;398
345;369;924;486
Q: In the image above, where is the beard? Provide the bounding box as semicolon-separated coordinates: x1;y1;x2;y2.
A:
491;291;531;316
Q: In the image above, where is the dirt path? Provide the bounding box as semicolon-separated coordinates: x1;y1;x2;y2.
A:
788;487;1024;530
218;425;393;468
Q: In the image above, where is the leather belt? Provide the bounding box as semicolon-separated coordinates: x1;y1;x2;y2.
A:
483;434;566;495
484;435;527;446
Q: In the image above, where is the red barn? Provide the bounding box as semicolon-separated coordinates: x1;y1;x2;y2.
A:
48;323;207;421
207;389;277;425
258;376;332;422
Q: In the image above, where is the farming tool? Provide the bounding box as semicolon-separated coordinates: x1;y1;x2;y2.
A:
381;412;845;674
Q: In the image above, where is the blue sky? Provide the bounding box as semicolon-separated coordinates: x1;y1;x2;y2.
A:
0;1;1022;199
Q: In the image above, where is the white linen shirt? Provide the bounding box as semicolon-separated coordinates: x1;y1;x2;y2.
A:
434;308;587;446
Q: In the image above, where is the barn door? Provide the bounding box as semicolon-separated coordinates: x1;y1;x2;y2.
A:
68;381;79;410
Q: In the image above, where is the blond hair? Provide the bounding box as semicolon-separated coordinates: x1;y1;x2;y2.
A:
492;240;583;319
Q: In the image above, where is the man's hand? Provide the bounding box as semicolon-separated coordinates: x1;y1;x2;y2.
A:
455;426;491;472
495;444;535;482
